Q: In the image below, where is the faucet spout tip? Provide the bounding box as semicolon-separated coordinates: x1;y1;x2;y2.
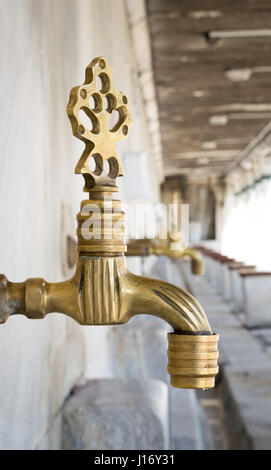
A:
191;258;205;275
167;332;219;389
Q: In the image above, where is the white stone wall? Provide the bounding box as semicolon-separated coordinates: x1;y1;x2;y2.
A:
0;0;160;449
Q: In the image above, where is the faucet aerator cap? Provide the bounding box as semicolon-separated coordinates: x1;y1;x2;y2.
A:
167;333;219;389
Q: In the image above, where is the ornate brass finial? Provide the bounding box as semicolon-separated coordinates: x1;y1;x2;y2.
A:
67;57;132;189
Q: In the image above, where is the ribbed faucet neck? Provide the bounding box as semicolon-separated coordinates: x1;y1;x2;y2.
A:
77;185;126;257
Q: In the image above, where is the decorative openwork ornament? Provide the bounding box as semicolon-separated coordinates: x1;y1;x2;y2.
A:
0;58;219;390
67;57;132;189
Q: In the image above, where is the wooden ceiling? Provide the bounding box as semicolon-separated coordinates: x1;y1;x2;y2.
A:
146;0;271;177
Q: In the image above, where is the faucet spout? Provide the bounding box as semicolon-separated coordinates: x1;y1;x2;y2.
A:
144;243;205;275
120;269;218;389
122;271;211;333
178;247;205;275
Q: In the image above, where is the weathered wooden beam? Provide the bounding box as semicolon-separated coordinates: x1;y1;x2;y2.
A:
146;0;271;175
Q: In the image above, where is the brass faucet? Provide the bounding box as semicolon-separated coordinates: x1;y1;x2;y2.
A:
127;191;204;275
0;57;218;389
127;238;204;275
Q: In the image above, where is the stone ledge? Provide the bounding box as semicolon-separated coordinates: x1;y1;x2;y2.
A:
181;261;271;449
240;271;271;276
62;378;169;450
242;275;271;327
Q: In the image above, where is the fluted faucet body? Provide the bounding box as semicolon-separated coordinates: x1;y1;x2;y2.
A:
0;57;218;389
0;254;210;331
